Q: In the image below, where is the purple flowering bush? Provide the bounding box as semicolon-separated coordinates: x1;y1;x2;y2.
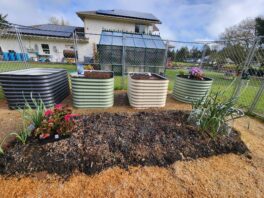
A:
188;67;204;80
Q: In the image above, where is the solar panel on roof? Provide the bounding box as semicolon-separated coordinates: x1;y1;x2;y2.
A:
96;10;160;22
8;24;77;38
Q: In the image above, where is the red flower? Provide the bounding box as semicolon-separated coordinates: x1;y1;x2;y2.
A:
55;104;63;110
64;114;79;122
44;109;53;117
64;114;71;122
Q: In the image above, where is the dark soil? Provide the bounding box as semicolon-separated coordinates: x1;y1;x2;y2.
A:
131;73;166;80
83;71;113;79
178;74;213;81
0;110;248;177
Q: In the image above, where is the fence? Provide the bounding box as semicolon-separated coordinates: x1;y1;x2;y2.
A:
0;23;263;118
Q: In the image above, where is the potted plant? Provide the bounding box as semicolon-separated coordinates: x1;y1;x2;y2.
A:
172;67;213;103
71;70;114;108
128;72;169;108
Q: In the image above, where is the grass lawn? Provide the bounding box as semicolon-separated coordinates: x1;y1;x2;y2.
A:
0;62;263;115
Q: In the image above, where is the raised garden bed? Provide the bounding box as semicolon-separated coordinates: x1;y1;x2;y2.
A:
128;73;169;108
71;71;114;108
0;68;69;109
173;74;213;103
0;110;248;177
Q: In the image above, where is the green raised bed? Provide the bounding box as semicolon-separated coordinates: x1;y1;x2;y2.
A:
172;75;213;103
71;71;114;108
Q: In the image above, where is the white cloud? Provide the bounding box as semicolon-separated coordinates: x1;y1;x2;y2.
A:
206;0;264;38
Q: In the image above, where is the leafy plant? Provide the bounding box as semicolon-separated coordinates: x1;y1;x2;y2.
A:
0;117;31;154
21;93;46;128
178;70;185;76
188;92;243;137
35;104;78;138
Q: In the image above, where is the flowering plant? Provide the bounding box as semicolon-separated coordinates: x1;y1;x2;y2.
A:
188;67;204;80
34;104;79;139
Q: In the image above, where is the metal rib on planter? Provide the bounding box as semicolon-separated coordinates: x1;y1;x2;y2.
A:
128;72;169;108
0;68;70;109
71;71;114;108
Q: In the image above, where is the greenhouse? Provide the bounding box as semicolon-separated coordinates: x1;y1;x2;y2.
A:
97;30;166;74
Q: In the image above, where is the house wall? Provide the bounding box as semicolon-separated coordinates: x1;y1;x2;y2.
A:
0;37;89;62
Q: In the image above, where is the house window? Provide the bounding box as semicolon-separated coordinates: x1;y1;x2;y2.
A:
135;24;147;34
41;44;50;54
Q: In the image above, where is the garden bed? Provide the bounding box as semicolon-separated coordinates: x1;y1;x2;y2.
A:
0;110;248;177
128;73;169;108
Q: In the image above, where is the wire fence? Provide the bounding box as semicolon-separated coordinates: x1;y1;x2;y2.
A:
0;23;263;117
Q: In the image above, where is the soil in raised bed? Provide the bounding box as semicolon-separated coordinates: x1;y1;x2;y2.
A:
83;71;113;79
0;110;248;177
131;73;166;80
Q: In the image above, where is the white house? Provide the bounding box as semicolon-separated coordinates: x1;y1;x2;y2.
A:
0;9;161;63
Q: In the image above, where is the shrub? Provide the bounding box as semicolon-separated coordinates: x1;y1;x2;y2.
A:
34;104;78;138
188;92;243;137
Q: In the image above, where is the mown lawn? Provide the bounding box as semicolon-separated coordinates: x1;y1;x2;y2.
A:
0;62;263;115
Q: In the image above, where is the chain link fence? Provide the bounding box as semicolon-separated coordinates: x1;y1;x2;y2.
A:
0;23;263;118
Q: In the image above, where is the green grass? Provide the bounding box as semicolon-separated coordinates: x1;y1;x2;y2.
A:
0;62;263;116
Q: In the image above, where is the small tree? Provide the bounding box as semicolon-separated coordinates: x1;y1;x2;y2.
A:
255;17;264;44
48;16;69;26
0;14;9;27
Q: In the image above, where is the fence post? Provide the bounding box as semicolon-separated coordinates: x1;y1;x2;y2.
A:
199;44;208;68
163;40;169;76
73;31;79;64
232;38;260;99
121;35;126;90
248;81;264;113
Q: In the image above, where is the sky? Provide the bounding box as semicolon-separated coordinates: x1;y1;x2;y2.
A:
1;0;264;41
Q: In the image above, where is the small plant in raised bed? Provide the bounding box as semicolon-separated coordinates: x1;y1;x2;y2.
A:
34;104;79;140
188;92;244;138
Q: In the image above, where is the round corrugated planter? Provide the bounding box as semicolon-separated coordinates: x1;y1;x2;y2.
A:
172;75;213;103
128;73;169;108
71;71;114;108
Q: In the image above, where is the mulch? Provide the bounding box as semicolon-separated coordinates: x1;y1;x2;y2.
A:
0;110;248;178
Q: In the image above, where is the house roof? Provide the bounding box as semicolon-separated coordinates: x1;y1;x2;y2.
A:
98;30;165;49
7;24;84;38
76;9;161;24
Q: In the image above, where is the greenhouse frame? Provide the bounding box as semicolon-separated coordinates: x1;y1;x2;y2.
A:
97;30;166;75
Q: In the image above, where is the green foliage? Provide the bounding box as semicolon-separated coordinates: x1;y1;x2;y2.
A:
0;13;9;27
189;92;243;137
255;17;264;44
21;94;46;128
0;118;31;154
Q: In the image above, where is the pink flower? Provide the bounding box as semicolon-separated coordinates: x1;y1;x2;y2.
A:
44;109;53;117
64;114;79;122
55;104;63;110
64;114;71;122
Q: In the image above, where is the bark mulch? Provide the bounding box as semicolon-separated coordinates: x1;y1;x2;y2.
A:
0;110;248;177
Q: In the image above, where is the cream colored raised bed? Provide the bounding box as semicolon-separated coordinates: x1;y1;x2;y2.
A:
128;72;169;108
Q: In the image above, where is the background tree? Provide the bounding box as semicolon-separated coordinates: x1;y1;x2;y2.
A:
0;14;9;27
48;16;69;26
220;18;256;48
255;17;264;44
